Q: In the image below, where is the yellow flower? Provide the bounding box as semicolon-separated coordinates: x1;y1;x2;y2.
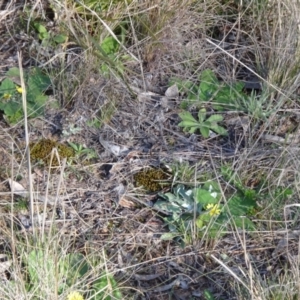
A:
16;86;23;94
206;203;221;216
3;93;12;100
67;291;84;300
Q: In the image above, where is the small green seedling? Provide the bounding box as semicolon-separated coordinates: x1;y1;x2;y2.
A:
0;67;51;124
178;108;227;138
68;142;98;161
171;69;246;111
221;165;293;220
32;21;67;46
99;31;128;76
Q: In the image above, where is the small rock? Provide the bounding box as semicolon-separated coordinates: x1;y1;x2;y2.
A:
165;84;179;98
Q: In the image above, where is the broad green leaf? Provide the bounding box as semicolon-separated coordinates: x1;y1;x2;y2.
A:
6;67;20;77
194;189;219;205
174;185;193;201
198;69;218;101
0;78;15;95
210;124;228;135
28;68;51;93
4;101;20;117
63;253;90;286
200;126;209;138
90;273;122;300
196;212;213;226
187;126;198;133
195;217;204;229
203;181;221;193
154;199;182;214
187;92;198;101
206;114;224;123
227;195;256;217
178;120;199;127
179;111;198;122
29;93;47;106
198;108;206;123
33;22;47;34
39;31;50;40
27;250;56;287
231;216;256;230
53;34;67;44
6;109;23;124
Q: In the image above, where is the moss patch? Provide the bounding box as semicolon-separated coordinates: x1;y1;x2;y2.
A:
134;168;170;192
30;139;75;166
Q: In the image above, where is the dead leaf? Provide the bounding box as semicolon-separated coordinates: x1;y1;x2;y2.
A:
7;179;28;197
119;196;136;208
99;136;129;156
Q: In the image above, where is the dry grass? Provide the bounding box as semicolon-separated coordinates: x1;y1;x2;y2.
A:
1;0;300;299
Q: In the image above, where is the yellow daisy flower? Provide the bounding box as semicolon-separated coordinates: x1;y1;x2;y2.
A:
67;291;84;300
206;203;221;216
16;86;23;94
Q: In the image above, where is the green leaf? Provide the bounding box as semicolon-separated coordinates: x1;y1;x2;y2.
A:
195;217;204;229
89;273;122;300
0;78;15;95
173;185;193;202
39;31;50;40
179;111;198;122
200;126;210;138
203;180;221;193
227;195;256;217
198;69;218;101
178;120;199;127
187;126;198;133
204;289;216;300
101;36;119;55
194;188;219;205
160;232;181;240
27;250;46;285
27;68;51;93
6;67;20;77
53;34;67;44
4;101;20;117
6;109;23;124
158;192;178;202
63;253;90;286
33;22;47;34
210;124;228;135
154;199;182;214
198;108;206;123
206;114;224;123
231;216;256;230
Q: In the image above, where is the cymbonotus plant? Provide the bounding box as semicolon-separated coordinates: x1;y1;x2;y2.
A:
154;180;258;244
0;67;51;124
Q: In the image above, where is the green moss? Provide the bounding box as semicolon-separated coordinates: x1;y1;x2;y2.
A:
134;168;169;192
30;139;75;166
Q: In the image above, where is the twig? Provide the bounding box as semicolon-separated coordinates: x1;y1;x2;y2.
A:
18;52;35;234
